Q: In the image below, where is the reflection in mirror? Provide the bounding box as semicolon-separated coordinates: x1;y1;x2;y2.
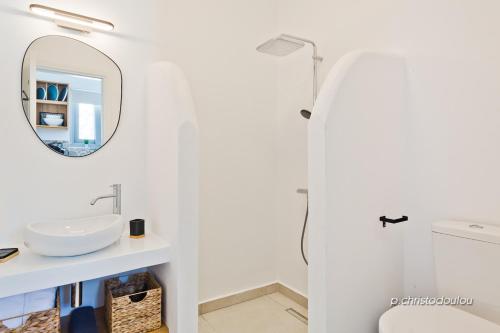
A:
21;36;122;157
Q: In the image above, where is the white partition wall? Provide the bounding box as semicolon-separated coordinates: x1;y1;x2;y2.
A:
308;51;409;333
146;62;199;333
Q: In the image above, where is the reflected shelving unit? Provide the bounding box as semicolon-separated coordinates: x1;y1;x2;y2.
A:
35;80;69;129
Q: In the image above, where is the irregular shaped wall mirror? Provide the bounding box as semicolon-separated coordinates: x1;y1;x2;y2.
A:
21;36;122;157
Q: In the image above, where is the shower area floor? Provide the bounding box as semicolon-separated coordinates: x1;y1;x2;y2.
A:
199;292;308;333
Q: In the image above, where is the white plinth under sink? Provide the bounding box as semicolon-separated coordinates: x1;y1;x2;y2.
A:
0;233;170;298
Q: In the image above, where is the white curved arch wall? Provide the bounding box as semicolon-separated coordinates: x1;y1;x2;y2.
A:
308;51;409;333
147;62;199;333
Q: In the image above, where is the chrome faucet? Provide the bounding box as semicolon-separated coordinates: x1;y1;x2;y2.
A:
90;184;121;214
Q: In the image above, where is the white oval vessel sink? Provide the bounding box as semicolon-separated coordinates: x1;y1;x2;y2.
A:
24;214;124;256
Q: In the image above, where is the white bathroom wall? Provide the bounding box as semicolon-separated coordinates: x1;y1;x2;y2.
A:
8;0;493;313
274;51;310;296
0;0;166;312
0;0;165;241
0;0;281;307
155;0;280;302
276;0;500;297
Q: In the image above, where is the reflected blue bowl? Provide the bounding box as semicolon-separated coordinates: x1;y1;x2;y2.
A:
58;86;68;102
47;84;58;101
36;87;46;100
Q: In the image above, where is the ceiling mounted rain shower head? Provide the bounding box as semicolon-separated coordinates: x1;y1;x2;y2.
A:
257;33;322;118
256;35;305;56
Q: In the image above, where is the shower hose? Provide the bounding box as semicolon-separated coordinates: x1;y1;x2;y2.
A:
301;195;309;266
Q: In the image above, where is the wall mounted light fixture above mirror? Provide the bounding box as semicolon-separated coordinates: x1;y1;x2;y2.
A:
21;36;122;157
29;4;114;33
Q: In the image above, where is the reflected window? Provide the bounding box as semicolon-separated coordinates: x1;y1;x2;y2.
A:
77;103;96;143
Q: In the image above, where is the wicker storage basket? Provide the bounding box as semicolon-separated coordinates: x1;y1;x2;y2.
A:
0;289;60;333
105;272;162;333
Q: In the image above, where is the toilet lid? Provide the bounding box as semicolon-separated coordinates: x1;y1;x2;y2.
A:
379;305;500;333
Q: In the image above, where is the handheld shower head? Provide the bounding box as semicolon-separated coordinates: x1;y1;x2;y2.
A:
300;109;311;119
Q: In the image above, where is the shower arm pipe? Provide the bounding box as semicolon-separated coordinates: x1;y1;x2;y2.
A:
281;34;323;105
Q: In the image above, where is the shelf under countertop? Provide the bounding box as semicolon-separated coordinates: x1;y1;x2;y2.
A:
0;234;170;298
61;307;169;333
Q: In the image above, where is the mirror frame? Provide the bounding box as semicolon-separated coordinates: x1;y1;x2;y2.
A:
21;35;123;158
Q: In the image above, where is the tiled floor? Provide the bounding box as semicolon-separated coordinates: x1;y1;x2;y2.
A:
199;292;308;333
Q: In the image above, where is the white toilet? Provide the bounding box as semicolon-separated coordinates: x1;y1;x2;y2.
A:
380;220;500;332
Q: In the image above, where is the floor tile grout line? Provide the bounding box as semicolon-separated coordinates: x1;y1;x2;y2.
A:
267;293;308;314
265;294;289;309
200;314;218;332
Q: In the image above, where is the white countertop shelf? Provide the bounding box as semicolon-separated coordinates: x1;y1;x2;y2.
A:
0;234;170;298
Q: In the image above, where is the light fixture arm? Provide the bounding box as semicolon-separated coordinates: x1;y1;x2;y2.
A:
280;34;323;105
